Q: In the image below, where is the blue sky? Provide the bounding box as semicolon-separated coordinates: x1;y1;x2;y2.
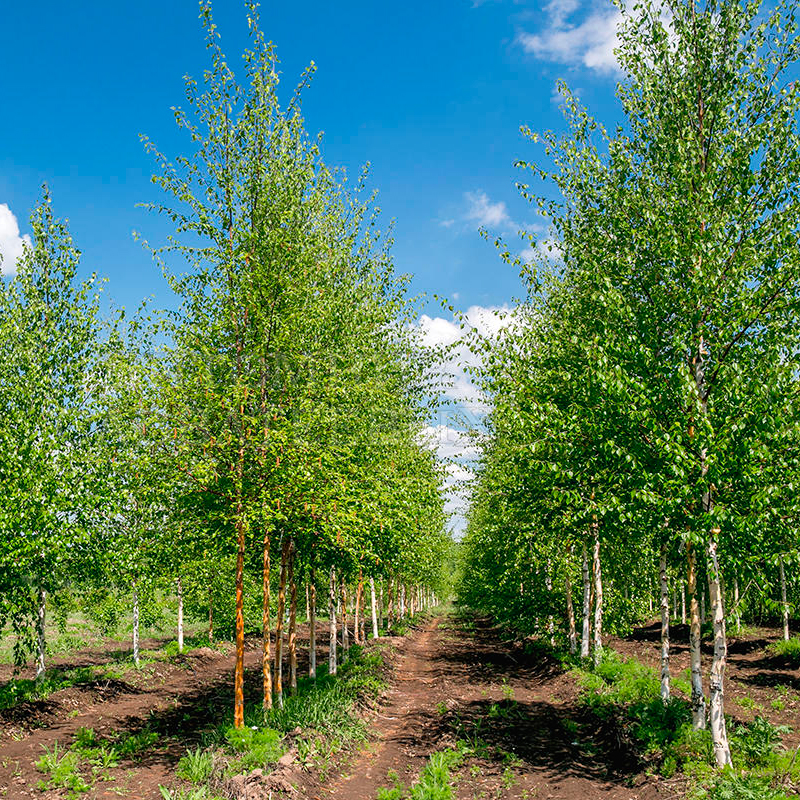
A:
0;0;625;532
0;0;622;314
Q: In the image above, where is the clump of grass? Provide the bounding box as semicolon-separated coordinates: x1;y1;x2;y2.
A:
377;744;467;800
177;747;215;784
36;742;90;797
693;772;794;800
223;726;284;774
768;637;800;666
116;728;160;758
0;666;98;710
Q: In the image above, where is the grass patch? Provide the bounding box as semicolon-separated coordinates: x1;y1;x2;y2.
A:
377;743;467;800
571;649;797;796
768;637;800;666
0;666;100;710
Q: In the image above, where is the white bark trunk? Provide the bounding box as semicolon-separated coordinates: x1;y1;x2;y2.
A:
681;581;686;625
581;542;591;658
177;576;184;653
592;528;603;667
328;566;337;676
733;577;740;632
708;538;732;766
687;544;706;729
659;543;670;702
780;557;789;641
565;557;577;655
370;577;379;639
309;568;317;679
132;581;140;668
35;588;46;682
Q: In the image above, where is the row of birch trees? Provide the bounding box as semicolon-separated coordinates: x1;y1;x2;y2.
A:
0;3;451;728
460;0;800;770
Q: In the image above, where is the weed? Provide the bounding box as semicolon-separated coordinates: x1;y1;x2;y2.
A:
730;717;789;768
36;742;91;796
176;747;214;784
224;725;284;773
768;638;800;666
771;698;786;712
697;771;793;800
378;744;467;800
116;728;160;758
736;696;756;710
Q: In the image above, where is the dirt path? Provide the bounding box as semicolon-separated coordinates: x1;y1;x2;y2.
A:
306;615;670;800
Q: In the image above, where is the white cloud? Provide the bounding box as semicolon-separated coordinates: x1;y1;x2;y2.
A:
464;191;513;230
0;204;31;276
415;304;513;413
420;424;481;462
518;2;623;73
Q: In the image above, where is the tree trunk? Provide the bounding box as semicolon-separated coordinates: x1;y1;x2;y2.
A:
233;455;247;728
565;562;577;655
701;587;706;622
329;566;337;676
370;577;379;639
592;526;603;667
545;564;555;647
262;527;273;709
399;582;406;618
355;571;363;645
733;577;740;632
387;580;394;631
288;544;297;695
341;583;349;654
659;542;670;702
306;582;310;623
208;582;214;643
687;542;706;729
35;587;47;682
681;581;686;625
309;567;317;679
177;576;184;654
708;538;732;766
780;557;790;641
378;581;384;631
132;581;140;668
275;537;290;708
581;542;591;658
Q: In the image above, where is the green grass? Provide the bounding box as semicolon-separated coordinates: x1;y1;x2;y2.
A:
0;665;101;710
768;637;800;666
571;648;797;795
377;744;467;800
176;747;215;784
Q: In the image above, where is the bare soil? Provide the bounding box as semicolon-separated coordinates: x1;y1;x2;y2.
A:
2;614;797;800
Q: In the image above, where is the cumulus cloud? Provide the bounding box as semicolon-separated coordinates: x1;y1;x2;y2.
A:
0;204;31;276
415;304;513;414
518;1;623;73
420;424;481;462
464;191;514;230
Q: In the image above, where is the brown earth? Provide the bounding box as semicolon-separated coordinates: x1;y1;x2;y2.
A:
2;612;797;800
294;615;671;800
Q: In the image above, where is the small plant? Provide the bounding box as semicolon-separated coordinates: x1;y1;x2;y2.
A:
701;771;793;800
736;695;756;710
36;742;90;796
730;716;789;768
771;698;786;712
224;725;284;773
116;728;160;758
176;747;214;784
768;637;800;666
